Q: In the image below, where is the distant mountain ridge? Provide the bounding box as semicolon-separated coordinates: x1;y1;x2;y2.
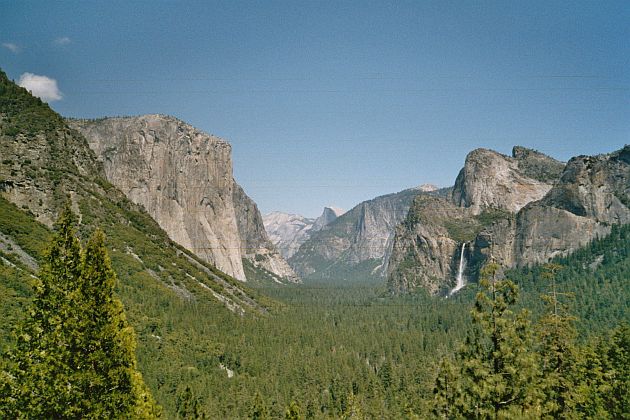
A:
263;206;344;259
288;186;448;282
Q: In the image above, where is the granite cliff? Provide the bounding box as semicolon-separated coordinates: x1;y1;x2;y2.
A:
0;69;270;314
289;185;442;282
68;115;298;283
232;183;299;282
451;147;564;214
514;146;630;266
387;145;630;295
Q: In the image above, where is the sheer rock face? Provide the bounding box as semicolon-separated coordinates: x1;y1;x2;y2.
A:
388;145;630;295
451;147;564;214
232;184;299;282
289;188;441;281
387;196;466;295
68;115;297;282
514;146;630;266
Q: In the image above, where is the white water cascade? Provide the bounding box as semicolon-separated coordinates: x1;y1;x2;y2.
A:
449;243;467;296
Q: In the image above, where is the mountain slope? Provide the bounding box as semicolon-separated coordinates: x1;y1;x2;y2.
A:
0;69;276;415
388;145;630;295
263;206;343;259
68;116;298;283
289;186;443;282
514;146;630;266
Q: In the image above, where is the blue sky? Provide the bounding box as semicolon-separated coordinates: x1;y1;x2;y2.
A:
2;1;628;217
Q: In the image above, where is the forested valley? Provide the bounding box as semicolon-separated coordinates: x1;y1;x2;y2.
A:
0;68;628;419
1;196;628;418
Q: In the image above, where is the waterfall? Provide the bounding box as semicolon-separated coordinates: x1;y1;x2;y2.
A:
450;243;466;296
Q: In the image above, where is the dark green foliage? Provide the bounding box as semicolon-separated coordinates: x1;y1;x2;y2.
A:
3;206;627;417
0;196;51;260
509;222;630;336
601;324;630;418
0;66;628;417
176;386;205;419
251;391;270;419
432;357;459;419
284;400;304;420
0;206;160;418
303;258;383;284
433;260;630;419
444;208;511;242
536;264;581;417
434;264;541;418
0;69;64;137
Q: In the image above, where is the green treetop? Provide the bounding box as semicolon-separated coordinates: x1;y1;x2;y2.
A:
434;263;541;419
0;205;160;418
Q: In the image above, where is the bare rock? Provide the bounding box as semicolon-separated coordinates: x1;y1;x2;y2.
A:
69;115;298;282
451;147;563;214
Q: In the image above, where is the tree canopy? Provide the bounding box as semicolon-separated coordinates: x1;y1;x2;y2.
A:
0;205;160;418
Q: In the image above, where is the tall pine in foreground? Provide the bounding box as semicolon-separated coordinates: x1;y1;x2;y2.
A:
536;264;582;417
433;263;541;418
0;206;160;418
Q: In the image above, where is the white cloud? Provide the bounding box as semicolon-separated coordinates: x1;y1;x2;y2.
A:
54;36;71;46
2;42;20;53
18;73;63;102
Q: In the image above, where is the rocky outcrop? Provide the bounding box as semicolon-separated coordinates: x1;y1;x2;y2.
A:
290;187;444;282
451;147;564;214
233;184;299;282
263;206;343;260
514;146;630;266
388;145;630;295
69;115;298;283
388;196;468;295
0;71;271;314
312;206;344;231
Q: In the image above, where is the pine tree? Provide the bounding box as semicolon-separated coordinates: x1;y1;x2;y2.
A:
285;400;304;420
341;392;365;419
434;263;541;418
536;263;580;417
176;385;204;419
601;324;630;418
0;205;160;418
250;391;270;420
432;357;459;419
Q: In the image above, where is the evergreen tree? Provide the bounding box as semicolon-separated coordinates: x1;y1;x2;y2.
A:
601;324;630;419
341;392;365;419
434;263;541;418
536;264;580;418
0;206;160;418
570;341;609;418
285;400;304;420
432;357;460;419
251;391;270;420
176;385;204;419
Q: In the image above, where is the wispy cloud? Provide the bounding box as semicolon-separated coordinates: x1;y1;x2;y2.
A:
18;73;63;102
2;42;20;53
54;36;71;46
